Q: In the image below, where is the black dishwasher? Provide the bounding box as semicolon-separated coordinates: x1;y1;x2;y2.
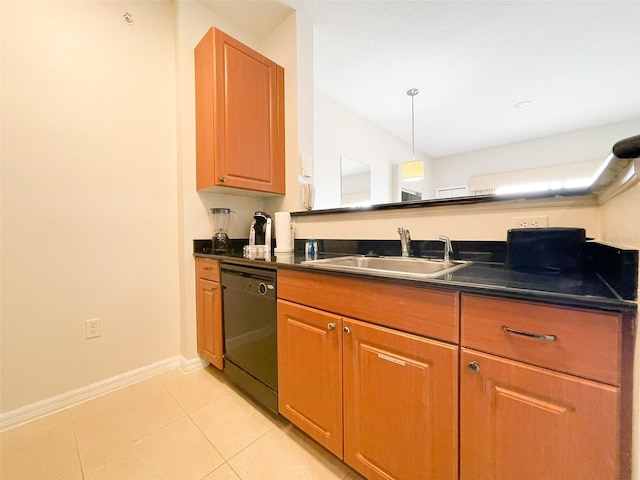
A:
220;263;278;413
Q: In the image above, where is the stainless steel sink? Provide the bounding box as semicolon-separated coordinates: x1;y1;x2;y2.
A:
301;255;471;279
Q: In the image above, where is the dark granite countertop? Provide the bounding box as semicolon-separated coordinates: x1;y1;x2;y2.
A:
194;239;638;313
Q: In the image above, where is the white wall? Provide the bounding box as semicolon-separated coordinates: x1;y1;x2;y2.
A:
174;1;266;361
313;91;433;209
174;2;300;360
0;0;301;416
599;182;640;480
601;183;640;252
262;11;307;215
1;1;181;412
433;118;640;190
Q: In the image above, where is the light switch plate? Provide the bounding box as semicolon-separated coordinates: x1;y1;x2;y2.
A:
300;153;313;178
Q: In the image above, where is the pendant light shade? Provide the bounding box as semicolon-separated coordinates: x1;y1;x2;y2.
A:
401;88;424;182
401;160;424;181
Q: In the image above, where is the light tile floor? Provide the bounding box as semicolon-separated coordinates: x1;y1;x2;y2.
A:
0;367;365;480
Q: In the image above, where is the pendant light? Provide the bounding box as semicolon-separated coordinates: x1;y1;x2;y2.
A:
401;88;424;182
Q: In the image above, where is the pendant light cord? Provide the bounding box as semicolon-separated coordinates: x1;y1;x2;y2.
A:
411;94;415;159
407;88;419;160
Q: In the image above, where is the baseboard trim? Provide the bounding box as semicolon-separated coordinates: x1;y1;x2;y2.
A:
180;355;210;373
0;356;190;432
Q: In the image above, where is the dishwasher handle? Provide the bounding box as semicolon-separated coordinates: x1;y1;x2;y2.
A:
221;264;277;299
244;280;275;296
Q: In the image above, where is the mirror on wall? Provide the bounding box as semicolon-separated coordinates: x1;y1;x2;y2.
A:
301;1;640;211
340;156;371;207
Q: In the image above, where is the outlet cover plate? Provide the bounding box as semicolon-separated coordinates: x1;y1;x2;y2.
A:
85;318;101;339
512;215;549;229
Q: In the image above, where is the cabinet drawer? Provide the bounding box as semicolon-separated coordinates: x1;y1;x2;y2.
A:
278;269;459;343
196;257;220;282
461;294;621;385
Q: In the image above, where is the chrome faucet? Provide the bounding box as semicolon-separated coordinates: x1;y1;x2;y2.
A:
398;228;411;257
439;235;453;263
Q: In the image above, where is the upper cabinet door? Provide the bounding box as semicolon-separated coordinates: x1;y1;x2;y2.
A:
195;28;285;195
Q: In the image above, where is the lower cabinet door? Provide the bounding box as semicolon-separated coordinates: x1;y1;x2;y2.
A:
196;277;223;369
343;318;459;480
460;348;620;480
277;300;344;457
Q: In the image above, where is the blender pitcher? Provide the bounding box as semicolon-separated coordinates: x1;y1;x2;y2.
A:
210;208;232;253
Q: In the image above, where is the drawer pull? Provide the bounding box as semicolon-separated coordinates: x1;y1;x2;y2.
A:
502;326;557;342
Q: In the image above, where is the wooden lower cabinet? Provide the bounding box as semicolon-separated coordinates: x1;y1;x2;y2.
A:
460;348;620;480
460;293;626;479
343;318;459;480
276;275;629;479
277;299;459;480
278;300;343;457
195;258;223;369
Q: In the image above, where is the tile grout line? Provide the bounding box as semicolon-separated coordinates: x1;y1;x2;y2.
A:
225;461;244;480
72;375;189;472
79;415;191;474
157;368;244;479
218;419;280;463
180;380;283;478
186;410;228;476
62;409;86;480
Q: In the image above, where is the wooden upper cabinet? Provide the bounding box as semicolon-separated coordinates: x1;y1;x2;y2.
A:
195;28;285;195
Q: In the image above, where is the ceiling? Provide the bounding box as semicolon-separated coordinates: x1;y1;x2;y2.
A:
200;0;640;158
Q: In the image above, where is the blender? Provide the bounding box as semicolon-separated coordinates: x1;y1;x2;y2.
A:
210;208;232;253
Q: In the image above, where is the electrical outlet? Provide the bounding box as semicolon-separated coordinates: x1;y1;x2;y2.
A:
512;215;549;229
85;318;101;339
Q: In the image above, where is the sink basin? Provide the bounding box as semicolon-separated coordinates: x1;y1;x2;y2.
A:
301;255;471;279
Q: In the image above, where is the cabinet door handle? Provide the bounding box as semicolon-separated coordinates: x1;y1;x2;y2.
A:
203;267;213;271
467;361;481;374
210;286;217;292
219;177;226;183
327;322;336;331
343;326;352;334
502;326;557;341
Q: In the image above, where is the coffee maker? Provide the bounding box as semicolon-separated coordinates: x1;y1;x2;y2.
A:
249;211;272;249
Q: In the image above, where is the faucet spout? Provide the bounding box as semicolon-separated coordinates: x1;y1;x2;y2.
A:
398;228;411;257
439;235;453;263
